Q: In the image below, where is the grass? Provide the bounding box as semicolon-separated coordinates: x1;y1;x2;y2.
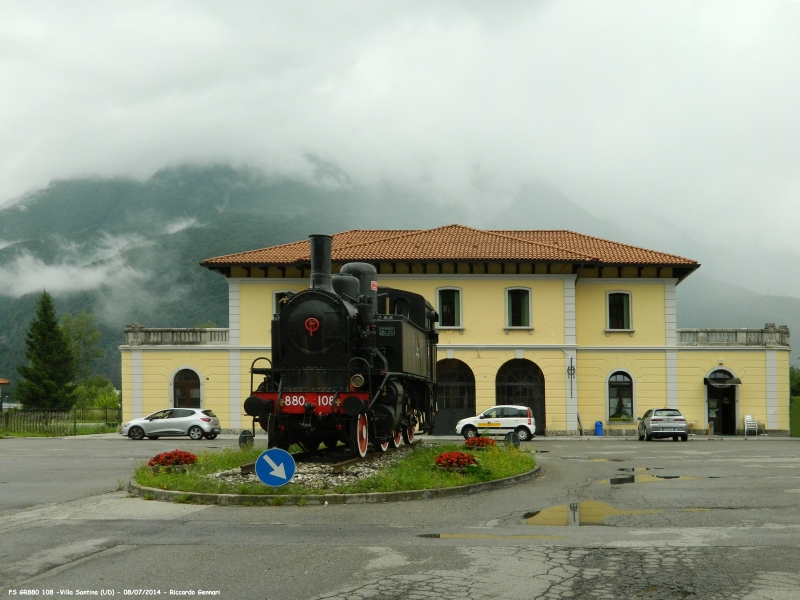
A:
134;443;536;497
0;424;119;437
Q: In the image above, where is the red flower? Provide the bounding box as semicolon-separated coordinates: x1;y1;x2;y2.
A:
148;450;197;467
435;451;478;469
464;437;496;448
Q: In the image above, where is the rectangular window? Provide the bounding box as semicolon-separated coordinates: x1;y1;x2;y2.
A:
438;289;461;327
507;289;530;327
608;292;631;330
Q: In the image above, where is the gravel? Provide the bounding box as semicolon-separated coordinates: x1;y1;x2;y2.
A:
206;443;435;490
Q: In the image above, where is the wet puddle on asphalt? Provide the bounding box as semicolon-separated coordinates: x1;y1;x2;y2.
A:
524;501;716;526
602;474;708;484
562;457;624;462
617;467;662;472
524;500;659;526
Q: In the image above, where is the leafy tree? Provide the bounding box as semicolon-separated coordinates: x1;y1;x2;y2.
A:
74;375;119;409
16;292;77;410
61;311;104;382
790;366;800;398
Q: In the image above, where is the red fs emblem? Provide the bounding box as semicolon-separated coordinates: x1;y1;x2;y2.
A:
304;317;320;337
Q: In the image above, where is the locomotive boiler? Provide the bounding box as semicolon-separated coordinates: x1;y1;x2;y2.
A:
243;234;438;456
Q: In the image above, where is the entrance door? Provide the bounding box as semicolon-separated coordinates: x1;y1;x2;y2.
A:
174;369;201;409
434;359;476;435
496;359;546;435
707;370;736;435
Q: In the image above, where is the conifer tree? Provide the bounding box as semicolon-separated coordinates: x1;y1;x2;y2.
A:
16;291;77;410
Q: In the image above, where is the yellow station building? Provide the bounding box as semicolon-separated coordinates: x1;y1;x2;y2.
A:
121;225;791;436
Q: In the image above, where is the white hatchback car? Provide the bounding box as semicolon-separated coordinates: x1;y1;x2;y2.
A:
455;405;536;442
121;408;221;440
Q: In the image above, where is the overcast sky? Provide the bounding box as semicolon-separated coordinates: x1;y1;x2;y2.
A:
2;1;799;294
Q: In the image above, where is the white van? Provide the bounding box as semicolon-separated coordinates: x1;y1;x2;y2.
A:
455;405;536;441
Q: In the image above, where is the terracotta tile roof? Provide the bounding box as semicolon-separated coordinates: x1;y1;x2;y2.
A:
202;224;698;268
0;378;9;385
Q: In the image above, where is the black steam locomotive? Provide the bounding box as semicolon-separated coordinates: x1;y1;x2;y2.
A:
243;234;438;457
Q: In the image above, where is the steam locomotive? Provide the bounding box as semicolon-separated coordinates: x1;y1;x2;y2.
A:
243;234;438;457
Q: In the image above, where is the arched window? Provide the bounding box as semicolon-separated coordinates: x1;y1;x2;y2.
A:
496;359;545;434
173;369;201;408
436;359;475;410
608;371;633;422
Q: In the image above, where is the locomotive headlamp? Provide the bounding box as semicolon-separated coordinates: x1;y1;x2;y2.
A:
350;374;365;388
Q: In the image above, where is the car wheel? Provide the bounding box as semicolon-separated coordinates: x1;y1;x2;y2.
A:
188;426;204;440
146;436;159;440
645;433;652;441
681;434;689;442
128;426;144;441
203;433;218;440
514;426;532;442
462;426;478;439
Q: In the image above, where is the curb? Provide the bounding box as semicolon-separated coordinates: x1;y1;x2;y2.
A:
128;465;542;505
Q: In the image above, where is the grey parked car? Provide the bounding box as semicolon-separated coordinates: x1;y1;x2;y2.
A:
638;408;688;441
121;408;221;440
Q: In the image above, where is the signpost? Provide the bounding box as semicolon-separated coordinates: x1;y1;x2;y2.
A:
255;448;296;487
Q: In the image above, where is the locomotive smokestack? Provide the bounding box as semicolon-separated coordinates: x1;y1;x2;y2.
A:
309;234;334;293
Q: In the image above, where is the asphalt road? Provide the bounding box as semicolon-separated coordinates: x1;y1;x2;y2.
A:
2;434;800;599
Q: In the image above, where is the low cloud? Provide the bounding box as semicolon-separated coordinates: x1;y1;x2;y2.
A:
0;234;150;298
163;217;199;235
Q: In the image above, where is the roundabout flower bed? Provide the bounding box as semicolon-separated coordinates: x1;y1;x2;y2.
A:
435;450;478;470
133;443;536;499
464;437;496;449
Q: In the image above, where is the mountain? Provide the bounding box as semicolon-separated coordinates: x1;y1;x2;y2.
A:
0;165;796;397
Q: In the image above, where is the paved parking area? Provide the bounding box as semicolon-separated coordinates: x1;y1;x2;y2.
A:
1;434;800;599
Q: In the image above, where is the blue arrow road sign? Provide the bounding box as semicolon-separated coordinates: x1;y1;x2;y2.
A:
255;448;296;487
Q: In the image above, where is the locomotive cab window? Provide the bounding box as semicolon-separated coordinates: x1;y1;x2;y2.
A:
437;288;462;328
273;291;290;315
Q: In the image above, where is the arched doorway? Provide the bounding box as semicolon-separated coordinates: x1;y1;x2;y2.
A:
496;359;546;435
173;369;201;408
706;369;737;435
433;359;476;435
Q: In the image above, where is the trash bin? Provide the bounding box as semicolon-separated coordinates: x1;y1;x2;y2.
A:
595;421;603;436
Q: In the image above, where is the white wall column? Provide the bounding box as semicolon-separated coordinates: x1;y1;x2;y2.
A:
229;349;241;429
564;277;576;345
131;349;143;418
565;349;578;433
766;350;778;429
664;280;677;347
666;350;678;409
563;277;578;433
228;280;240;347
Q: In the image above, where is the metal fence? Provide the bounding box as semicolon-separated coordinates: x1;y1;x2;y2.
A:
0;407;121;435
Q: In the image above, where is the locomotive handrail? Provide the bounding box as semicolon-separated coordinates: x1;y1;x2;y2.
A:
249;357;273;394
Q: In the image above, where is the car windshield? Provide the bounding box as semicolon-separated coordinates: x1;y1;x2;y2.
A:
653;409;682;417
202;410;217;417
